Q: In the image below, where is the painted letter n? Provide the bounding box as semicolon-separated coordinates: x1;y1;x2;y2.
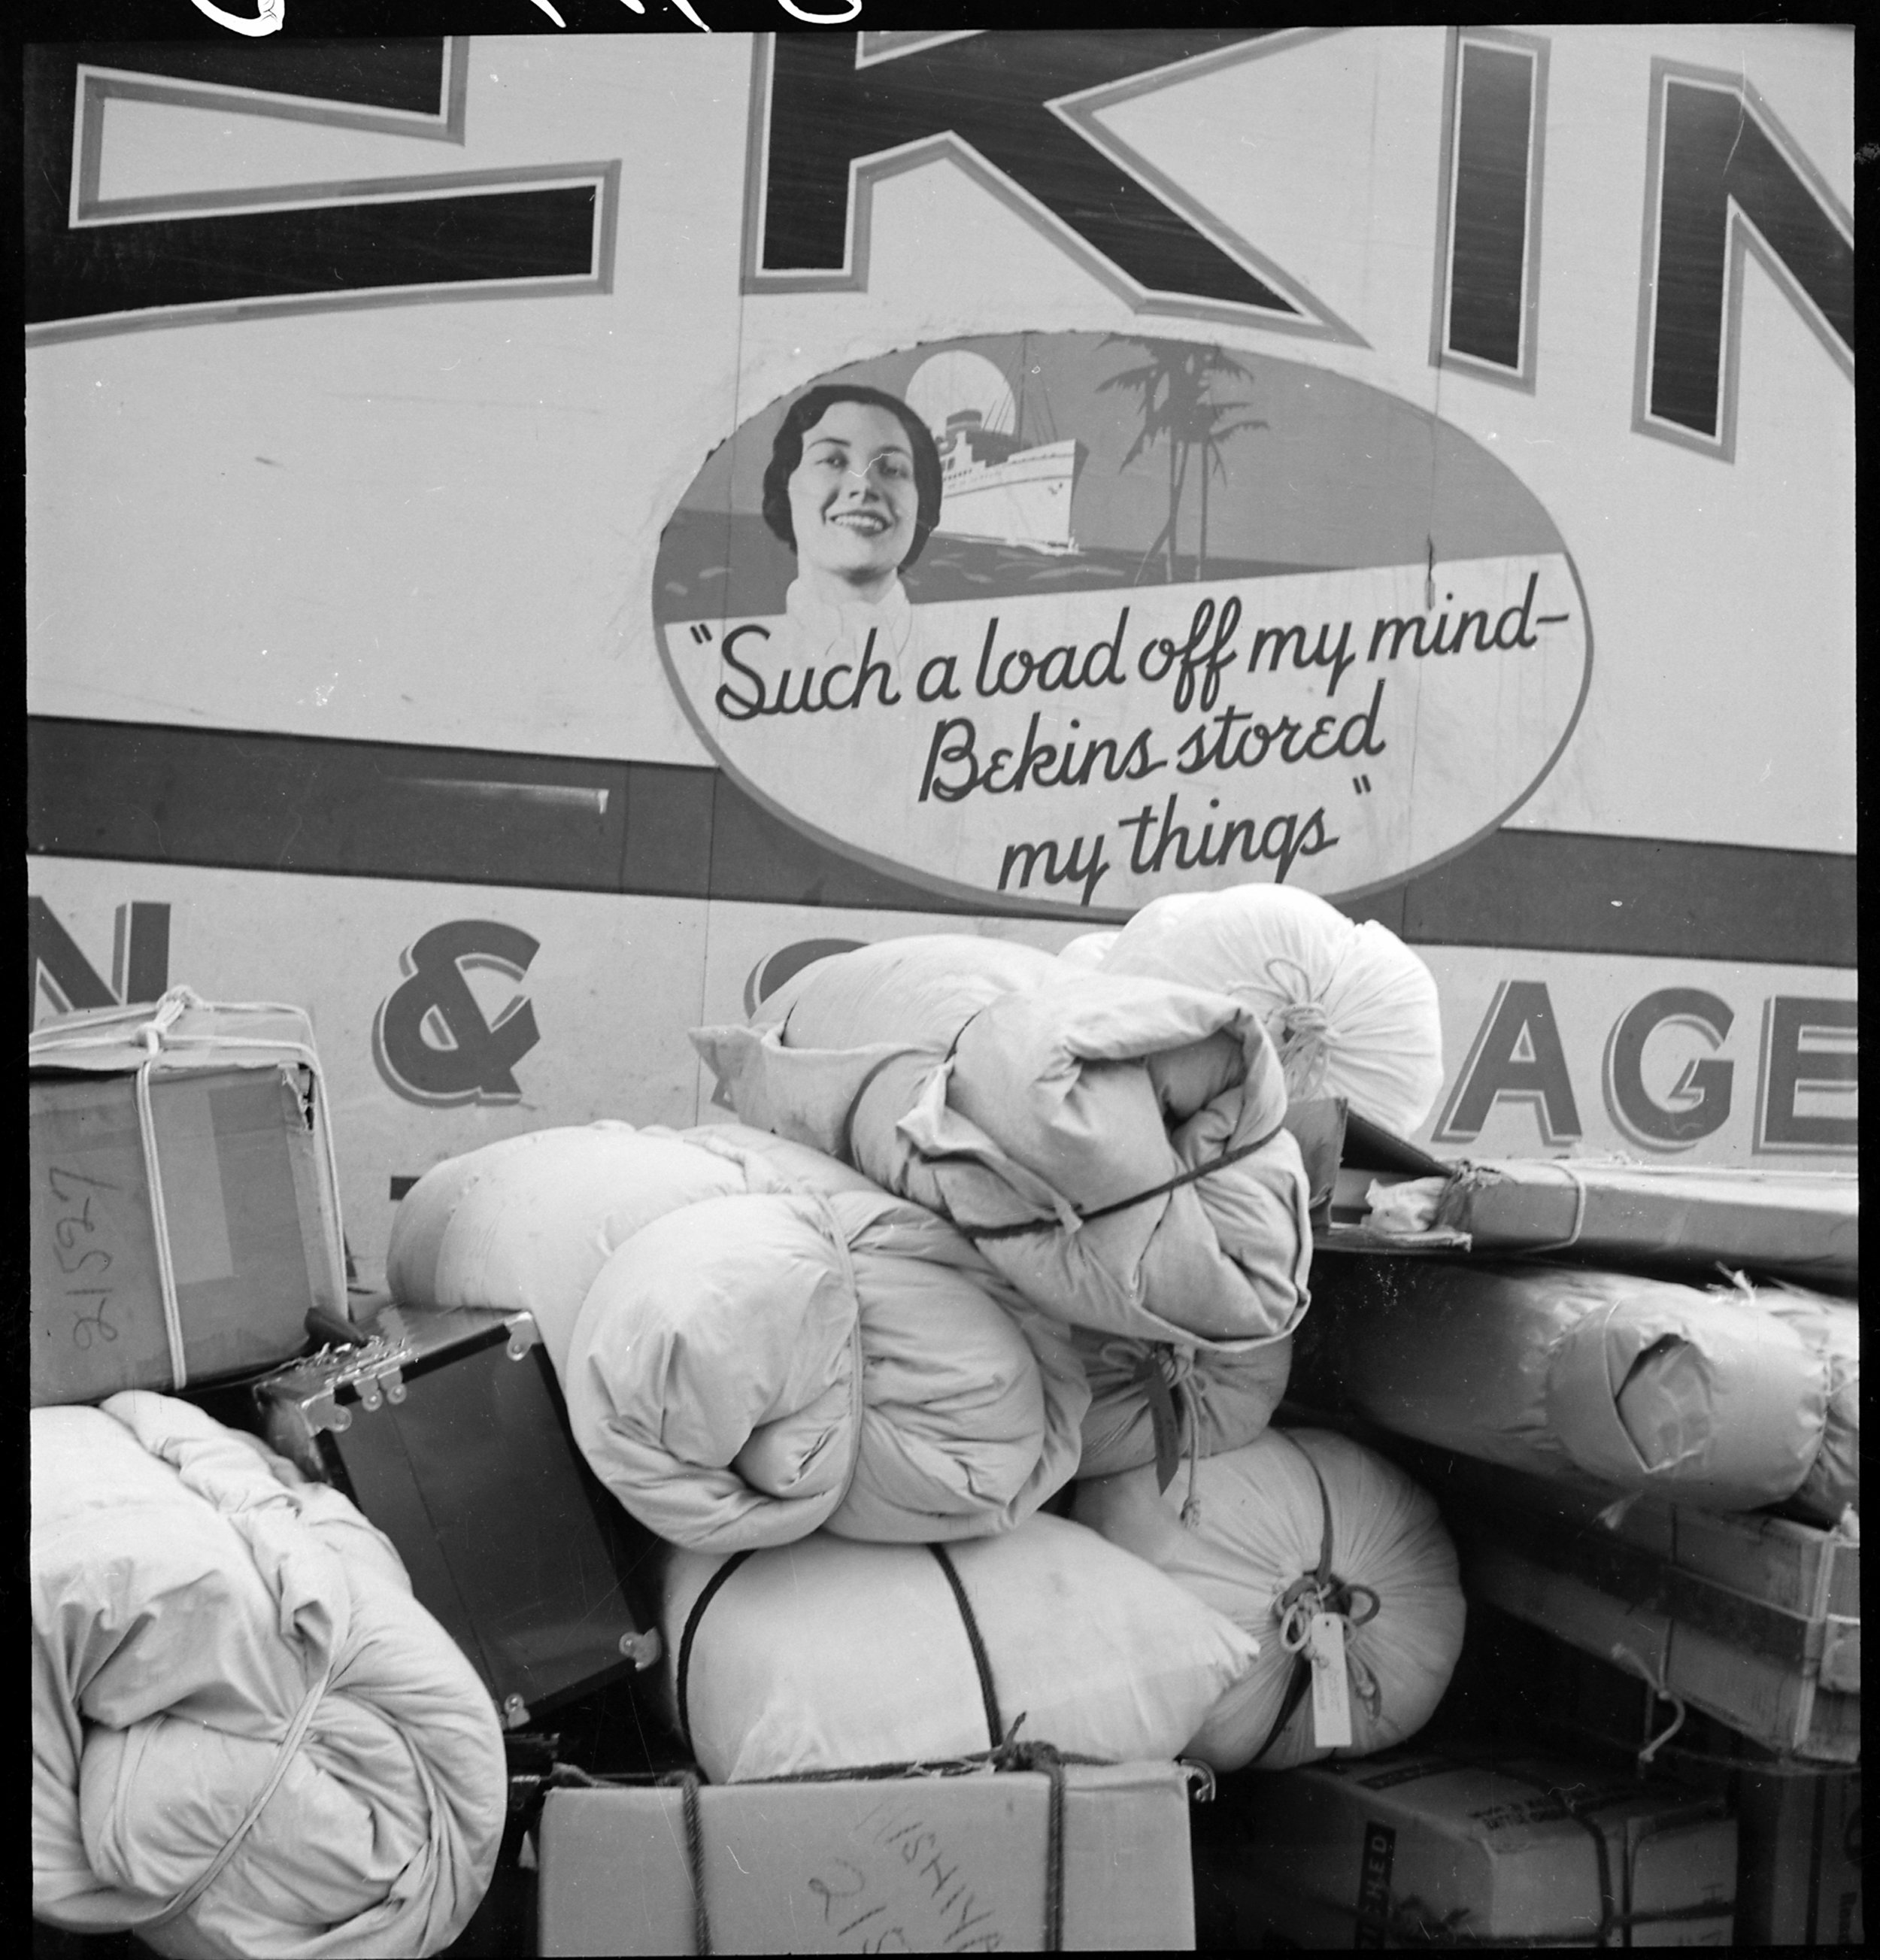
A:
1633;59;1853;462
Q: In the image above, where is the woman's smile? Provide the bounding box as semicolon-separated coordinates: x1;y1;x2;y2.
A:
787;400;920;604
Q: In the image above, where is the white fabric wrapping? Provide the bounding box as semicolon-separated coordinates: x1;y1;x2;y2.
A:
1075;1428;1465;1772
1756;1284;1860;1523
385;1121;884;1372
692;934;1313;1351
1314;1259;1832;1511
565;1186;1089;1552
32;1394;505;1957
663;1515;1263;1783
1072;1326;1293;1484
1087;883;1445;1136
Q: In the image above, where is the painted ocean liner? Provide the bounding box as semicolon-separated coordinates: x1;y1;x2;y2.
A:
907;349;1084;555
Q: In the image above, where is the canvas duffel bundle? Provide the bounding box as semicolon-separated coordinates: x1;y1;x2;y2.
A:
29;986;348;1405
660;1512;1260;1783
566;1185;1089;1552
1063;883;1446;1138
692;934;1314;1353
1075;1428;1466;1773
1309;1258;1845;1514
32;1393;505;1956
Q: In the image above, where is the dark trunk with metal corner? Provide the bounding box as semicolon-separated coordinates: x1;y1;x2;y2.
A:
254;1293;666;1732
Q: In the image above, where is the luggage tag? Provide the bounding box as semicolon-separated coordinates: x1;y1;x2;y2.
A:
1132;1353;1182;1494
1306;1612;1353;1749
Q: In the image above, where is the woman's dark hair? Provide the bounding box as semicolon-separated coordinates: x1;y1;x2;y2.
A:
760;384;945;569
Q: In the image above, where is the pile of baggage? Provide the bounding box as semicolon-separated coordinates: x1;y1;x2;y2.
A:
28;876;1861;1951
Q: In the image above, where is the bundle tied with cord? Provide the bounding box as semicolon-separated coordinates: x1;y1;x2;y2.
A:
690;933;1313;1355
1072;1327;1293;1507
1066;881;1445;1137
32;1394;505;1956
1075;1427;1465;1771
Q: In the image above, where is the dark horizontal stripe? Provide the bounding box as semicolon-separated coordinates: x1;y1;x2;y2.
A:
27;187;597;328
1348;829;1856;969
26;717;1856;965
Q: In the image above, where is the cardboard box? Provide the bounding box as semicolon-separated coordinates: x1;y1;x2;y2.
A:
29;990;347;1404
1734;1763;1862;1948
537;1761;1195;1954
1199;1749;1736;1948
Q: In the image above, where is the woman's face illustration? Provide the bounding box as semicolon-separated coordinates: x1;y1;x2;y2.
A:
786;400;920;602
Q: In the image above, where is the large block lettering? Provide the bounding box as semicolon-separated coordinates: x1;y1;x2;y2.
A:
746;31;1358;337
1433;978;1582;1146
1635;62;1852;458
26;40;615;344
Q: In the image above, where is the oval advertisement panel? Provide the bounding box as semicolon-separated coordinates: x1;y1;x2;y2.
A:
653;332;1591;918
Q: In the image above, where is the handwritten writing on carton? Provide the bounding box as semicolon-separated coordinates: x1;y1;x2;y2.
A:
802;1798;1013;1953
43;1164;128;1355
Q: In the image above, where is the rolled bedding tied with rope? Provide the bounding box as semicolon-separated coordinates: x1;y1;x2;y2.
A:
562;1184;1090;1553
690;933;1314;1352
1065;880;1447;1138
1075;1428;1466;1772
384;1118;885;1374
656;1512;1262;1786
1310;1256;1839;1512
32;1394;505;1958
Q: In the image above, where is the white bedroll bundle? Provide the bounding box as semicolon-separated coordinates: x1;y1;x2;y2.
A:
1064;882;1445;1136
660;1514;1263;1784
32;1394;505;1957
693;935;1314;1479
566;1185;1087;1550
389;1122;1087;1551
1311;1258;1854;1516
1075;1428;1466;1773
387;1120;871;1372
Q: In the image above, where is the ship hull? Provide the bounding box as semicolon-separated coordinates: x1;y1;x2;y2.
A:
935;438;1081;554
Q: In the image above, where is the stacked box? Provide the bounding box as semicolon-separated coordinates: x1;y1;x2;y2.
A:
537;1761;1197;1955
29;988;347;1404
1193;1747;1736;1947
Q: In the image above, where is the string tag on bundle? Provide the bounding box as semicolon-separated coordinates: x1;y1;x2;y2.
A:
1306;1613;1353;1749
1136;1354;1182;1494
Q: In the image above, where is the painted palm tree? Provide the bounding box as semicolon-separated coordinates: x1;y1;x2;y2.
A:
1098;338;1267;580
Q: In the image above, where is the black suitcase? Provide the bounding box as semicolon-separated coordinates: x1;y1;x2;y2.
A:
254;1295;664;1730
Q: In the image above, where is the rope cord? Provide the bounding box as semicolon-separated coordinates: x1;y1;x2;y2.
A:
961;1122;1285;1244
927;1543;1005;1751
1521;1161;1593;1255
135;1656;335;1931
1608;1643;1690;1769
1247;1434;1381;1766
132;1061;189;1391
674;1551;754;1764
834;1047;924;1169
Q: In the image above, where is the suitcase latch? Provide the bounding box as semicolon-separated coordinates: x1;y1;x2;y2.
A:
271;1330;416;1432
